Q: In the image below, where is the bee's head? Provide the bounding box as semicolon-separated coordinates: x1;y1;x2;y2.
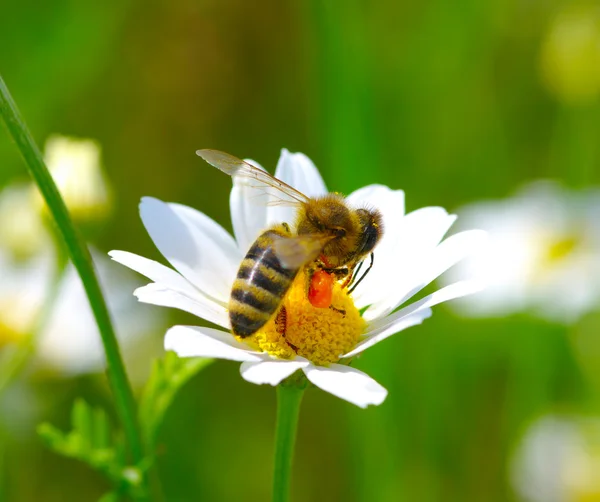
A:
354;207;383;257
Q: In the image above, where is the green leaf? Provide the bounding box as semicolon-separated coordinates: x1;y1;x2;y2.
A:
37;423;68;451
72;398;93;453
37;400;153;500
139;353;212;450
37;399;138;493
93;406;111;450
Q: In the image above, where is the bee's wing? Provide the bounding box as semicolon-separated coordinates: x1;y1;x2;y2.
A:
197;149;310;205
273;234;334;269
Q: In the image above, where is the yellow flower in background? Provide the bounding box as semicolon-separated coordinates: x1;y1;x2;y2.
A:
541;5;600;104
511;415;600;502
34;134;113;222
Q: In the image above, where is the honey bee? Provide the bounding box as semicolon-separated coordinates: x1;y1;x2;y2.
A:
197;149;384;339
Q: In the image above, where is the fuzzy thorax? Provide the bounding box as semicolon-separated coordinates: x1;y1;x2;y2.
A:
246;269;365;366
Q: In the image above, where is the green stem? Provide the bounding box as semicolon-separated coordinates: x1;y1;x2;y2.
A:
0;75;145;467
272;384;305;502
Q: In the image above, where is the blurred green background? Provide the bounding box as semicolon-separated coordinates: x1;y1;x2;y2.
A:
1;0;600;501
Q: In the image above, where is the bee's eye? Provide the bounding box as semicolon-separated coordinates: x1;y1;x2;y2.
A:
359;225;380;253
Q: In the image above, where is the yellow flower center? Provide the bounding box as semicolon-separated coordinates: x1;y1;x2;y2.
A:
544;235;579;264
0;320;23;349
247;269;365;366
530;233;580;282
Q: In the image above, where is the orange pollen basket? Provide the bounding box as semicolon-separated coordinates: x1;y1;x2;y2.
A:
308;270;334;308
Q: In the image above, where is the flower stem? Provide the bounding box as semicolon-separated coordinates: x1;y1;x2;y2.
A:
0;75;145;466
272;383;305;502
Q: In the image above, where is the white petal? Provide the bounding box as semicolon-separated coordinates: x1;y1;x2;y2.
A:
108;250;198;296
240;358;309;385
356;207;457;317
364;229;489;320
230;159;270;253
110;249;229;328
267;149;328;226
400;207;458;251
164;325;262;362
134;283;229;328
303;364;388;408
367;280;485;335
140;197;241;303
342;308;433;358
345;184;405;218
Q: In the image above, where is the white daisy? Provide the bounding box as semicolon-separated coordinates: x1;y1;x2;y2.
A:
442;181;600;323
511;415;600;502
110;149;486;407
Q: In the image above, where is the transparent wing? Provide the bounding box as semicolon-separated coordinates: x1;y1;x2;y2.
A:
197;149;310;205
273;234;334;269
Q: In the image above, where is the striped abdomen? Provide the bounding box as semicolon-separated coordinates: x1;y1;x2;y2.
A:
229;227;298;338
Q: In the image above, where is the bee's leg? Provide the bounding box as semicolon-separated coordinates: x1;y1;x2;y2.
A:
320;265;350;281
332;267;349;280
348;252;374;294
282;222;291;234
276;306;299;353
329;305;346;317
305;265;316;293
275;306;287;336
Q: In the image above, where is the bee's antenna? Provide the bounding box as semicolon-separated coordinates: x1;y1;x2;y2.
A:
348;253;374;294
346;260;364;289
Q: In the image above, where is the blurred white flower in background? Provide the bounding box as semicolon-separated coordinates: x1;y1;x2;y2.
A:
0;135;162;378
442;181;600;323
540;4;600;104
34;135;112;222
0;242;53;345
0;184;49;260
36;250;162;376
511;415;600;502
0;185;53;344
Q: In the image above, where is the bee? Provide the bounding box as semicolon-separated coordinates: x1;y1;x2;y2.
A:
197;149;384;339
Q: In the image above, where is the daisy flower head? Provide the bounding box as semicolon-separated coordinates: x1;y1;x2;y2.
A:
441;181;600;324
110;149;486;407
